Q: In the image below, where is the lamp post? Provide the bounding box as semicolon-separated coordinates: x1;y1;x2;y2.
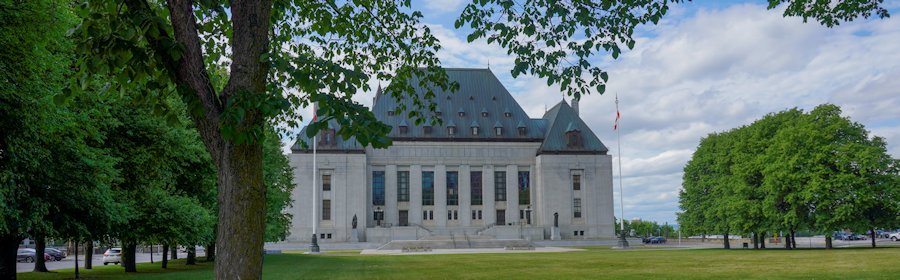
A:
525;205;532;225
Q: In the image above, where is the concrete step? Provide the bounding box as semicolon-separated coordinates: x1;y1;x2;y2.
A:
376;238;537;250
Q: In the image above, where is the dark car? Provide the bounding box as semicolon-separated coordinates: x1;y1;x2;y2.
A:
849;233;867;240
16;249;50;263
832;232;849;240
641;236;652;243
648;236;667;244
45;248;66;261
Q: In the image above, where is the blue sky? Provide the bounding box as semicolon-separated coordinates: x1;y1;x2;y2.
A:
288;1;900;224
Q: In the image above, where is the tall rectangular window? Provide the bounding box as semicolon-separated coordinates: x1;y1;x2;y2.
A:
322;174;331;191
494;171;506;201
573;198;582;218
422;171;434;205
572;174;581;190
373;171;385;206
397;171;410;202
471;171;483;205
322;199;331;220
518;171;530;205
447;171;458;205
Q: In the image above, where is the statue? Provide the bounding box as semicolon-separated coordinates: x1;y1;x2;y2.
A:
352;214;358;229
554;212;559;227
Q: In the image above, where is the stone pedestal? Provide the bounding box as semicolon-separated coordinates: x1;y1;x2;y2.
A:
351;228;359;242
551;227;561;240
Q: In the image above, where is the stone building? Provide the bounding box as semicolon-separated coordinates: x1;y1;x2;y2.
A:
287;68;615;243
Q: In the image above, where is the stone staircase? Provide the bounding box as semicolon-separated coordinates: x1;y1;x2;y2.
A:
375;234;537;251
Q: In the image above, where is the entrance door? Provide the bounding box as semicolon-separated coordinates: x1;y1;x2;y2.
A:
399;210;409;226
496;210;506;225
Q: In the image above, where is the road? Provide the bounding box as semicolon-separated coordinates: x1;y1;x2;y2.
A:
16;250;202;273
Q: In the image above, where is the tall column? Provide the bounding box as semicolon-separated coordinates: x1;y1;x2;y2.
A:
483;165;495;225
435;165;447;227
506;165;519;225
410;165;423;224
459;165;472;226
385;165;398;226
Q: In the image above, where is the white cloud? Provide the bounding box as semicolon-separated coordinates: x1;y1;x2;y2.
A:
420;0;466;14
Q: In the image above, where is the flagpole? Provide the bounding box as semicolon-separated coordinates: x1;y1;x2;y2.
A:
615;92;629;248
310;105;320;253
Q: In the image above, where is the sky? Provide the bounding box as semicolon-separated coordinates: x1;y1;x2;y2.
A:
284;0;900;224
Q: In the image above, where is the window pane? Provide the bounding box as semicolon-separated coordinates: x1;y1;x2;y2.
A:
447;171;458;205
470;171;482;205
573;174;581;190
494;171;506;201
373;171;385;206
422;171;434;205
397;171;410;202
322;200;331;220
322;174;331;191
518;171;530;205
574;198;582;218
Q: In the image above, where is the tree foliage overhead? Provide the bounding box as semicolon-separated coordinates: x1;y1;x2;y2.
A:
678;104;899;248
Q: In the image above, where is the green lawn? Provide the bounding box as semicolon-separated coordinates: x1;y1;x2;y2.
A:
19;247;900;279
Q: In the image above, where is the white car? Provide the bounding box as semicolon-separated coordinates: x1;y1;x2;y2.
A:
890;232;900;241
102;248;122;265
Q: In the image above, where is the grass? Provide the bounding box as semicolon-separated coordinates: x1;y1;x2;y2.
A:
18;247;900;279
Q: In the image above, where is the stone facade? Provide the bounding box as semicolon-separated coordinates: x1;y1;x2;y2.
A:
286;68;615;243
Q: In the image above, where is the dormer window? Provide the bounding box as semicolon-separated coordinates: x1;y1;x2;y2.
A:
458;107;465;117
481;108;489;117
423;126;433;135
505;112;512;117
565;123;583;148
495;127;502;136
387;110;395;116
472;127;480;135
518;127;526;136
319;129;336;147
448;126;456;135
399;126;408;135
566;131;583;148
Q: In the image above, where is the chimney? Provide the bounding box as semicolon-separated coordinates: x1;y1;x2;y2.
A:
572;98;579;116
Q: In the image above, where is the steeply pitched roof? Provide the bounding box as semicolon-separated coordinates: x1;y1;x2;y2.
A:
539;101;608;154
291;68;606;154
371;68;545;141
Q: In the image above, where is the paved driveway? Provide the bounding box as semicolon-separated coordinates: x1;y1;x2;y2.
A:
16;251;198;273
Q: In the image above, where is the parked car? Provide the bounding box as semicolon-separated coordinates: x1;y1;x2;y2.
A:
832;232;849;240
102;248;122;265
16;249;50;263
648;236;667;244
890;232;900;241
641;236;652;243
846;233;867;240
44;248;66;261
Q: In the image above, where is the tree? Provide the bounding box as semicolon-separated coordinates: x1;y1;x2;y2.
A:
67;1;889;277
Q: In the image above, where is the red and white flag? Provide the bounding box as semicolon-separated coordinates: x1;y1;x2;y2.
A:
614;95;620;130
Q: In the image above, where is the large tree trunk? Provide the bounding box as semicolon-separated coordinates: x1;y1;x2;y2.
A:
871;228;876;248
825;235;832;249
122;242;137;272
161;244;168;269
792;231;797;249
186;246;196;265
214;142;267;279
723;233;730;249
0;233;21;279
205;242;215;262
171;246;177;260
785;233;792;249
85;241;93;269
33;232;48;272
130;0;273;278
760;232;765;249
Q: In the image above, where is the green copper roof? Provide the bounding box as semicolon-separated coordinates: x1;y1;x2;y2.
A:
292;68;606;154
539;101;608;153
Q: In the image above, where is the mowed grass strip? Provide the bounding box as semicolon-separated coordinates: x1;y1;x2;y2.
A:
18;247;900;279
